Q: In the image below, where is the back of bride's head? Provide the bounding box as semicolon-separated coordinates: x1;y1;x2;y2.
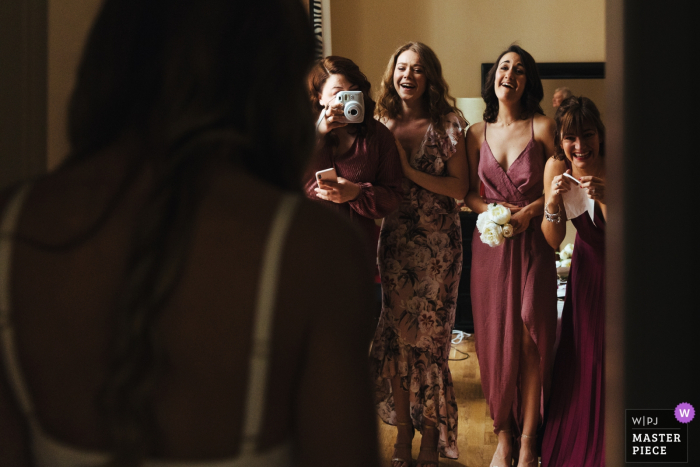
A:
68;0;314;189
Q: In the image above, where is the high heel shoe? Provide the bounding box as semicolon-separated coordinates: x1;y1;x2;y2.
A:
517;433;538;467
392;421;414;467
490;429;512;467
416;423;439;467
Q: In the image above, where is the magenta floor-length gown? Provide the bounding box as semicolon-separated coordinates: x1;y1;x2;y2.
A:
541;174;606;466
470;120;557;437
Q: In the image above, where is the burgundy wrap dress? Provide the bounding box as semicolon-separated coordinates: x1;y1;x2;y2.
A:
470;120;558;437
541;167;606;467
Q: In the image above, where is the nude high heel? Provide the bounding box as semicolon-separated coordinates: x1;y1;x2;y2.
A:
490;429;512;467
392;421;414;467
518;433;538;467
416;422;439;467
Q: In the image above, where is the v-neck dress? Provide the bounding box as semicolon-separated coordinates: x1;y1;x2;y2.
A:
470;120;557;437
370;113;465;459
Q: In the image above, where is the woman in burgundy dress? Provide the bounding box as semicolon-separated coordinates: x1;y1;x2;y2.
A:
304;56;403;266
541;96;606;467
465;45;557;467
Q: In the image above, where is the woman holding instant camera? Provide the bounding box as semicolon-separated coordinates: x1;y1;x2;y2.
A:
369;42;468;467
305;56;403;266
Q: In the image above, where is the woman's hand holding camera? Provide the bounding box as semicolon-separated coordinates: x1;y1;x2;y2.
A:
316;100;348;135
315;177;361;203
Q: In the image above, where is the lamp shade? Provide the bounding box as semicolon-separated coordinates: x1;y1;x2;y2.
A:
455;98;486;127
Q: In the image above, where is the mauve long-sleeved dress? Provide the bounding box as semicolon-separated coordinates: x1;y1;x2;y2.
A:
303;118;404;262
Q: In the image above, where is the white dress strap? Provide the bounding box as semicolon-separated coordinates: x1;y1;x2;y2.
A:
0;183;40;428
239;193;300;455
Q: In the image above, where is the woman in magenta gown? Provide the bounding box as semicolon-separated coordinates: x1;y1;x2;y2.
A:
465;45;557;467
541;96;606;467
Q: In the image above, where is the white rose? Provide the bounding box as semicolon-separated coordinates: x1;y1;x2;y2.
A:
560;258;572;268
488;204;511;225
476;211;491;233
560;243;574;260
502;223;514;238
480;223;504;247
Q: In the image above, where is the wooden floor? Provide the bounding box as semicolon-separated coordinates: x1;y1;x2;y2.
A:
376;334;505;467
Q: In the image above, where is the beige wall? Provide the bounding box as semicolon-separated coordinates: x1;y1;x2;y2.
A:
331;0;605;100
47;0;103;169
332;0;605;250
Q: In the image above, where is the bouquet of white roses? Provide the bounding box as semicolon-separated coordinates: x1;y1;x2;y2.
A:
476;203;514;247
556;243;574;268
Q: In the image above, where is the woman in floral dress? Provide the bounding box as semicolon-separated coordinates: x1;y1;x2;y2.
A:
370;42;469;467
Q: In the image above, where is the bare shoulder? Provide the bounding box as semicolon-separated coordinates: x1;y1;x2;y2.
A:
466;121;485;145
533;114;556;138
544;156;568;177
376;115;396;133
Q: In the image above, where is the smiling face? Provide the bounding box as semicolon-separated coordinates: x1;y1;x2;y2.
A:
393;50;428;103
494;52;526;102
561;123;601;170
318;73;358;108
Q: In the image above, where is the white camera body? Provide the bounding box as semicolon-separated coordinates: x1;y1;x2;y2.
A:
335;91;364;123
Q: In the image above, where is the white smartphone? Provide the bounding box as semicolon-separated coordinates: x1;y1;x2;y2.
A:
315;167;337;184
563;172;580;184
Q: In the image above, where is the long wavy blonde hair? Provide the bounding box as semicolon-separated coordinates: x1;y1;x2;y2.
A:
374;42;465;134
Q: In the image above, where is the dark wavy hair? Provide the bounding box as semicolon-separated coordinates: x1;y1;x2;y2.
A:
482;44;544;123
375;42;465;135
553;96;606;161
50;0;314;465
308;55;376;146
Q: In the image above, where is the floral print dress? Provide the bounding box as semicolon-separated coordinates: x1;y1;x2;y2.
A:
370;113;464;459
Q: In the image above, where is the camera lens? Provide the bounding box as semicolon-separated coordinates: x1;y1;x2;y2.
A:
349;109;358;116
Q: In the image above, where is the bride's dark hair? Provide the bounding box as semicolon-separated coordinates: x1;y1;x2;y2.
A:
58;0;314;464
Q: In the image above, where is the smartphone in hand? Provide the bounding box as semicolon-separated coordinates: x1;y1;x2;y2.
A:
315;168;337;185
